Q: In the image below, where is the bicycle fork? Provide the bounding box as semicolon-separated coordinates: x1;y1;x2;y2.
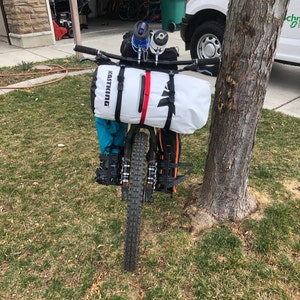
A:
121;124;157;202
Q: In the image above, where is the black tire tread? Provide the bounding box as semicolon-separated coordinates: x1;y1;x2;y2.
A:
124;132;148;271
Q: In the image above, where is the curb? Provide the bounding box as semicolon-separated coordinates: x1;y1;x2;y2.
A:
0;69;95;95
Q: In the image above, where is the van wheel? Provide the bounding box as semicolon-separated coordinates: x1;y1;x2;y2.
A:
190;21;224;76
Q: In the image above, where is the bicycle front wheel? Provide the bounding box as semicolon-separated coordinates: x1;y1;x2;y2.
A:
124;132;148;271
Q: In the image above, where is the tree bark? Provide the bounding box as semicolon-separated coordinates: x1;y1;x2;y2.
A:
187;0;290;233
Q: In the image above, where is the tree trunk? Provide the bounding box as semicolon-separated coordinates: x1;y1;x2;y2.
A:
186;0;290;233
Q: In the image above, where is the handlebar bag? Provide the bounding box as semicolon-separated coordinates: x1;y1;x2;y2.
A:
91;64;211;134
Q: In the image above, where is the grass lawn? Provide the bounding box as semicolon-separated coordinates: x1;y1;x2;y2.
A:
0;59;299;299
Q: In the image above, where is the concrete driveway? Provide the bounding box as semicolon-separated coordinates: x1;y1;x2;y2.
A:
171;30;300;118
266;62;300;117
194;61;300;118
0;19;299;117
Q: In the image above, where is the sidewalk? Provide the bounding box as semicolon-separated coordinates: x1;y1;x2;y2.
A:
0;19;299;117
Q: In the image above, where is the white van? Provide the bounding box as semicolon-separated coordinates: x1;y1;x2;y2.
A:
180;0;300;75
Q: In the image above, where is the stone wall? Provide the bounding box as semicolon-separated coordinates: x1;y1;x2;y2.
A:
3;0;54;48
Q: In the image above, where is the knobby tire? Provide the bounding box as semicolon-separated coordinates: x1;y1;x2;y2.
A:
124;132;148;271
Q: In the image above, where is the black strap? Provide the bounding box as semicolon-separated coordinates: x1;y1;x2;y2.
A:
90;69;97;114
164;72;175;131
157;161;194;190
115;65;125;122
138;75;146;113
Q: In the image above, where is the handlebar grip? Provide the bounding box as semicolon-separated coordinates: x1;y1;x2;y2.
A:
198;58;220;66
74;45;99;56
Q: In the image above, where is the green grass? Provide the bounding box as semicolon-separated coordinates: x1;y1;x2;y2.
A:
0;62;299;299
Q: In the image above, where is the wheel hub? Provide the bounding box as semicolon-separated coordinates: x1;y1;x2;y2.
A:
204;42;216;57
198;34;221;59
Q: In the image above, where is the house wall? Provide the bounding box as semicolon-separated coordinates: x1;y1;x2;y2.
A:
3;0;54;48
0;5;7;42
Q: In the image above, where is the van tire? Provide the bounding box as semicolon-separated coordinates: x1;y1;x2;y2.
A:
190;21;224;76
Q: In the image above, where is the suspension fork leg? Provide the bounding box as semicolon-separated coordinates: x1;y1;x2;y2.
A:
145;127;158;202
121;126;133;201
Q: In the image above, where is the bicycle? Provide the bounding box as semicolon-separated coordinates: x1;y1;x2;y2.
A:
118;0;139;21
74;41;219;271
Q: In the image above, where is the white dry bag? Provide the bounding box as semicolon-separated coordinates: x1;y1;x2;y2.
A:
91;65;211;134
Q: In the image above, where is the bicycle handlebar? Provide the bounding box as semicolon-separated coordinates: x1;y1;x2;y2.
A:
74;45;100;56
73;44;220;68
